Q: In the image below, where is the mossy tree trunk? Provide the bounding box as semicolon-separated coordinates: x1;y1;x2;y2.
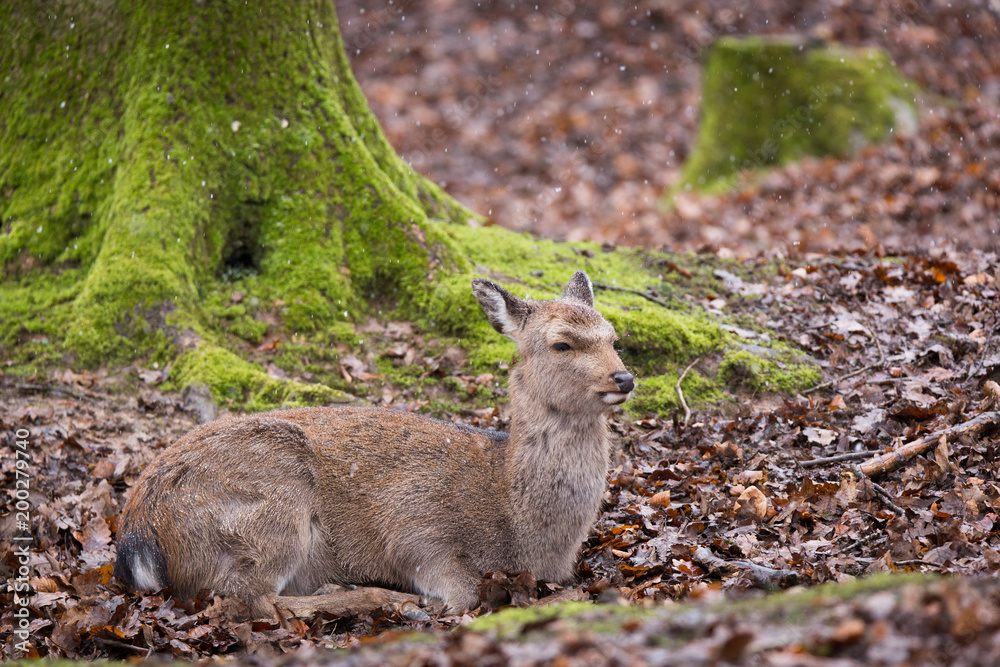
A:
1;3;824;413
1;0;473;366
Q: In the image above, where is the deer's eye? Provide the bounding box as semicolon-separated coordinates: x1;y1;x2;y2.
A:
552;342;572;352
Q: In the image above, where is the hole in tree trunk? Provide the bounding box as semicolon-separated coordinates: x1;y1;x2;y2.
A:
220;202;264;282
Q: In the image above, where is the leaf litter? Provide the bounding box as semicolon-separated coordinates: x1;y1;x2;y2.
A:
3;247;999;664
4;0;1000;662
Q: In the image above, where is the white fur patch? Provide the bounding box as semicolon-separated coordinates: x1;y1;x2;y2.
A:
275;569;294;595
601;391;630;405
131;557;165;591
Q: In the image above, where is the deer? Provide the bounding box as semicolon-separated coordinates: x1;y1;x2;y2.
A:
114;270;634;619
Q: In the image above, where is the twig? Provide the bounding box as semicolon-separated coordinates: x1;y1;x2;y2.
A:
675;358;698;426
693;546;799;589
858;410;1000;479
967;297;998;380
831;531;886;556
804;361;882;395
893;559;944;569
92;637;151;655
850;464;905;516
17;383;83;399
593;282;672;309
16;383;100;403
860;312;886;366
798;451;875;467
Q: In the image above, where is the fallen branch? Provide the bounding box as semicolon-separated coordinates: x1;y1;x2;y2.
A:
271;587;425;620
893;559;945;569
92;637;151;656
593;282;672;309
850;464;905;516
693;546;799;589
798;451;874;467
675;358;698;426
858;411;1000;479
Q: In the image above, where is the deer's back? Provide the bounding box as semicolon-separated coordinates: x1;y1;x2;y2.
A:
254;406;518;575
282;408;513;569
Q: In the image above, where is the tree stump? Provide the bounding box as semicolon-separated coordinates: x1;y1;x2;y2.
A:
679;36;919;192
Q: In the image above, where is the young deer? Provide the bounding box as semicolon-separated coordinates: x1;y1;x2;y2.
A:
114;271;634;618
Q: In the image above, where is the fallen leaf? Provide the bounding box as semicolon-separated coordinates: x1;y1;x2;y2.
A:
803;427;837;446
734;486;768;520
649;490;671;507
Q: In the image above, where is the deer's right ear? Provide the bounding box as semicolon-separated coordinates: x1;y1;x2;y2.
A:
472;279;530;339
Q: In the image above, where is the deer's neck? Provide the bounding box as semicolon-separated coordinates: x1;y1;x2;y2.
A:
504;391;611;581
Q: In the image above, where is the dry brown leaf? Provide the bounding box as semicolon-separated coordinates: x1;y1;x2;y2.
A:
836;471;859;505
934;434;958;475
649;490;671;507
30;577;59;593
92;459;116;480
981;380;1000;411
863;551;897;576
734;486;768;520
803;427;836;446
830;617;866;643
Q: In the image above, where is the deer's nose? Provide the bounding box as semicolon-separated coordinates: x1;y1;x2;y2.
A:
612;371;634;394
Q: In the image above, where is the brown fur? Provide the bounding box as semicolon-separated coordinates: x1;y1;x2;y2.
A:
114;271;633;618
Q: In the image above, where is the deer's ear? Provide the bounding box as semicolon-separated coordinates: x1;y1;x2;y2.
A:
562;270;594;307
472;279;530;339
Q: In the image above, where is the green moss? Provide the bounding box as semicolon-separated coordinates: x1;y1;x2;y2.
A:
604;303;723;373
628;370;722;416
466;338;518;372
166;344;351;412
466;601;624;635
1;0;477;370
467;573;938;640
1;5;826;414
0;266;84;374
677;36;919;193
718;346;820;394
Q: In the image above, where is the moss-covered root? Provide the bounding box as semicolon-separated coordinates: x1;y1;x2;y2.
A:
718;346;820;395
169;344;352;412
677;36;919;193
0;0;475;367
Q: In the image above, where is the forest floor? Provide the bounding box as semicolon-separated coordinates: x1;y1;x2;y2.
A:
341;0;1000;254
3;0;1000;664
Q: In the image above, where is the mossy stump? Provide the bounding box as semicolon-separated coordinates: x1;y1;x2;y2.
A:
678;36;918;193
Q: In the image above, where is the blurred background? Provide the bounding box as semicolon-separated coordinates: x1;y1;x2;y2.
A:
339;0;999;255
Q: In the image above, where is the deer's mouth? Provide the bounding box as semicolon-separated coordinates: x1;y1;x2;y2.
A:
600;391;631;405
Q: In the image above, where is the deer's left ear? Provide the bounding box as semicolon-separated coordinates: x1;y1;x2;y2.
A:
562;270;594;307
